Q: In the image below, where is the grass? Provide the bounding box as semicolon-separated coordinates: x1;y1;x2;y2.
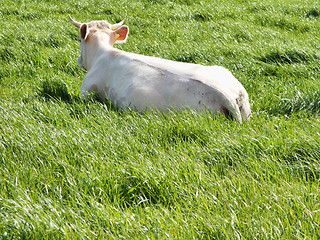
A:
1;0;320;239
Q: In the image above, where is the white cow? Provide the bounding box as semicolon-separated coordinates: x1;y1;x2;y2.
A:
69;15;251;122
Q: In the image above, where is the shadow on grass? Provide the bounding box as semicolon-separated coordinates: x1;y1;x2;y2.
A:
258;49;319;65
37;79;118;117
265;91;320;116
306;7;320;18
112;172;176;208
39;79;72;102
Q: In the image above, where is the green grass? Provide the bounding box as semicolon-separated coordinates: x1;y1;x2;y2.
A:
1;0;320;239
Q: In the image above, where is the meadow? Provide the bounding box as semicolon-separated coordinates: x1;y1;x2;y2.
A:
1;0;320;239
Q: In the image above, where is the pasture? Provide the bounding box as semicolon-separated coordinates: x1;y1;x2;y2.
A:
1;0;320;239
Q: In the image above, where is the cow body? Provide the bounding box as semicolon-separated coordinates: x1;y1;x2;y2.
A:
69;16;251;122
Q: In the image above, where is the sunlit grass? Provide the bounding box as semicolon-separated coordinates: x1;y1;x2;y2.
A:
1;0;320;239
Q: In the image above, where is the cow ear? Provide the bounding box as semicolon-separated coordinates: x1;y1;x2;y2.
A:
80;23;89;40
114;26;129;43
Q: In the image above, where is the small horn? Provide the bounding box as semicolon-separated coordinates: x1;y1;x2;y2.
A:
110;18;125;30
68;14;82;28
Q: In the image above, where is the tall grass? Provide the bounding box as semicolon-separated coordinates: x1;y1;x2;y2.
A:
1;0;320;239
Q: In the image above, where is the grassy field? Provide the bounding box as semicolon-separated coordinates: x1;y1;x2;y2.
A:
1;0;320;239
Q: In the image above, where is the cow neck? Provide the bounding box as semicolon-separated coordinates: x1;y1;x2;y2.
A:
85;33;112;70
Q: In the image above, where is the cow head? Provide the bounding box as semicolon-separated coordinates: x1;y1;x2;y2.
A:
68;15;129;70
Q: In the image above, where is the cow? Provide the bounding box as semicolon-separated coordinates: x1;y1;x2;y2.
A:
68;15;251;122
